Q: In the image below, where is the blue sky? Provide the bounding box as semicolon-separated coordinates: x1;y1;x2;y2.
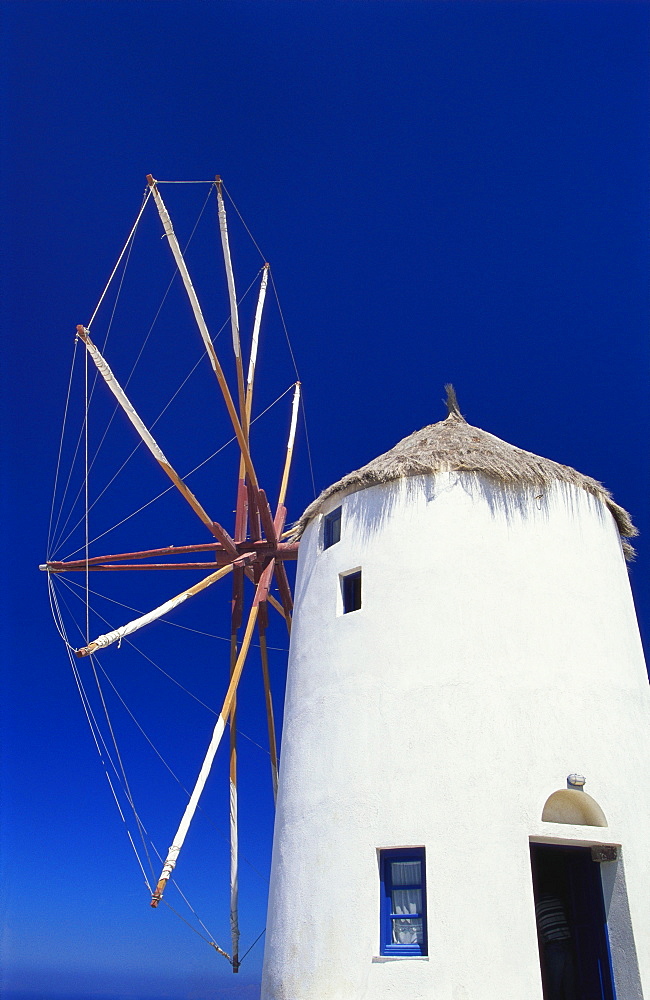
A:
3;2;649;998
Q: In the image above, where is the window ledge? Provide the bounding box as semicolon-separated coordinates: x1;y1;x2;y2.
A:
372;955;429;963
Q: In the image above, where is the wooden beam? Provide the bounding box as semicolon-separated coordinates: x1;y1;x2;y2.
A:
258;621;279;803
42;541;299;573
75;564;234;657
76;326;237;559
146;176;260;493
151;600;260;907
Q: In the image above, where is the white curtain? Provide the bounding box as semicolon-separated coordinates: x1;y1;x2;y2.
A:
390;861;421;885
390;861;423;944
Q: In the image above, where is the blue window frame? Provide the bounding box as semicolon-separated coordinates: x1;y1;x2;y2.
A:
380;847;428;956
342;570;361;613
323;507;342;549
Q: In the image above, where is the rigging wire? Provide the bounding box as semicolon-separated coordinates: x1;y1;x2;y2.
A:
89;650;155;877
118;183;217;391
49;205;143;557
87;188;151;331
47;337;79;560
50;266;264;560
50;210;142;556
56;574;288;653
53;183;309;559
50;580;233;953
54;576;157;885
239;926;266;965
50;186;218;559
222;180;315;494
51;189;151;552
51;574;273;876
55;574;279;759
59;380;296;562
50;581;154;882
221;182;317;503
85;331;90;644
221;184;267;263
268;272;317;500
161;897;231;960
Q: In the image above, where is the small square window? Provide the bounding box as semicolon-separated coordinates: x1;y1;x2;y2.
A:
341;570;361;613
380;847;428;956
323;507;342;549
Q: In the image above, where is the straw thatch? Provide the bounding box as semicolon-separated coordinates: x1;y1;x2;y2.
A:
289;386;637;558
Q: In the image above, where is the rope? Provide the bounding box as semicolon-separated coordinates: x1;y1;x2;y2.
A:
268;272;317;499
55;588;156;886
50;188;150;556
165;876;225;949
47;576;80;653
52;583;154;882
46;177;292;958
51;580;239;948
49;188;153;555
85;336;90;643
52;214;142;552
221;185;267;263
56;574;278;757
88;651;155;877
59;381;296;562
161;898;230;959
50;187;215;559
239;926;266;965
300;389;317;501
59;263;263;547
47;338;79;560
121;184;216;390
51;574;272;885
57;574;156;880
87;189;151;330
48;377;94;558
100;203;140;354
51;265;264;561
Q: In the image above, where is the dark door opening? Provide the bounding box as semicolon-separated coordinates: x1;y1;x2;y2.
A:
530;843;615;1000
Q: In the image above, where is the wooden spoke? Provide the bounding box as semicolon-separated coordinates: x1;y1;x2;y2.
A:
75;564;234;657
42;540;298;573
146;176;260;493
246;264;270;434
216;177;246;429
228;566;244;972
277;382;301;509
76;326;237;557
257;488;278;547
273;561;293;633
258;618;279;803
151;599;260;908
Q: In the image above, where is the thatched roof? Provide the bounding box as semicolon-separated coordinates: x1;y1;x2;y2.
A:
289;386;637;558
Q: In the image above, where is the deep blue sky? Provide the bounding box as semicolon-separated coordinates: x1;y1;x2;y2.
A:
3;2;649;998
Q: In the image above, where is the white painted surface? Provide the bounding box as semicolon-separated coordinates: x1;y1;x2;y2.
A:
262;473;650;999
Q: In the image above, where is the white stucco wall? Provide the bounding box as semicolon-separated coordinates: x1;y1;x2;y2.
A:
262;473;650;1000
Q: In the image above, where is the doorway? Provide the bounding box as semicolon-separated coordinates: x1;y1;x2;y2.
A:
530;843;615;1000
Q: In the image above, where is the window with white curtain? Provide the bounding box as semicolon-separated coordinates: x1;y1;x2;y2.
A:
379;847;428;956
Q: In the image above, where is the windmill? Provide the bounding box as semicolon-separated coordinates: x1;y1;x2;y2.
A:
261;388;650;1000
45;181;650;999
43;175;301;973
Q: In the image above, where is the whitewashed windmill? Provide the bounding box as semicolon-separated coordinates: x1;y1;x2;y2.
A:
262;386;650;1000
45;182;650;998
